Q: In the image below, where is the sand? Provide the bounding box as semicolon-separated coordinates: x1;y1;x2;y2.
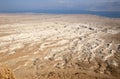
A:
0;14;120;79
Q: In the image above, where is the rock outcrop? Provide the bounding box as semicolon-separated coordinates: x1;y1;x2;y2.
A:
0;63;16;79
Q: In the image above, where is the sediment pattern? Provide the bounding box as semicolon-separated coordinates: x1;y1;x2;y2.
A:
0;14;120;79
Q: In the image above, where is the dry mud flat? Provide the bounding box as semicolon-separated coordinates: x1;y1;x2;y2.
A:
0;14;120;79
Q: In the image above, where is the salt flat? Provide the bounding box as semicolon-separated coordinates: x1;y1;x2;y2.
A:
0;14;120;79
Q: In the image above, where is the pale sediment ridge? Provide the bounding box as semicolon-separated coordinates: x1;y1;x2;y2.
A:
0;14;120;79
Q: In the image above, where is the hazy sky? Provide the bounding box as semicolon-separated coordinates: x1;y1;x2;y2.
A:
0;0;120;12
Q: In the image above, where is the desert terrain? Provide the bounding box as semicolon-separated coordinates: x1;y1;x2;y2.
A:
0;14;120;79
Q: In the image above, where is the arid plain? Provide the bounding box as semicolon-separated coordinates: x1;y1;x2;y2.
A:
0;14;120;79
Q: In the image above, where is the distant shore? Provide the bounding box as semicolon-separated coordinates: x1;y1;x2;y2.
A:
0;10;120;18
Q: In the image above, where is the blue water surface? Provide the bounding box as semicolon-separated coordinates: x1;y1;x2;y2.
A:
1;10;120;18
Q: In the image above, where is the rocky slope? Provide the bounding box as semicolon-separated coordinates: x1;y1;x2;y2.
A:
0;14;120;79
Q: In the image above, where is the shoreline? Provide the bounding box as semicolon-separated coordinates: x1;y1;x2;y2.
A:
0;13;120;19
0;11;120;18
